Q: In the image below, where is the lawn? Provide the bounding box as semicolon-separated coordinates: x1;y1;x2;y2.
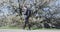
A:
0;26;60;30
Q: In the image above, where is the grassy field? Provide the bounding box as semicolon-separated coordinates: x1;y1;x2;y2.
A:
0;26;60;30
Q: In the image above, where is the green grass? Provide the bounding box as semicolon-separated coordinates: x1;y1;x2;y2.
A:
0;26;21;29
23;27;60;30
0;26;60;30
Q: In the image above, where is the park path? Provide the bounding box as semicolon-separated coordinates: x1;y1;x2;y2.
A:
0;29;60;32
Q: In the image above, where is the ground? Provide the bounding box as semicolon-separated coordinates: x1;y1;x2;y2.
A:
0;29;60;32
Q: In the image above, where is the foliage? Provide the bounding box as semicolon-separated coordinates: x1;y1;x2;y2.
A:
0;0;60;29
